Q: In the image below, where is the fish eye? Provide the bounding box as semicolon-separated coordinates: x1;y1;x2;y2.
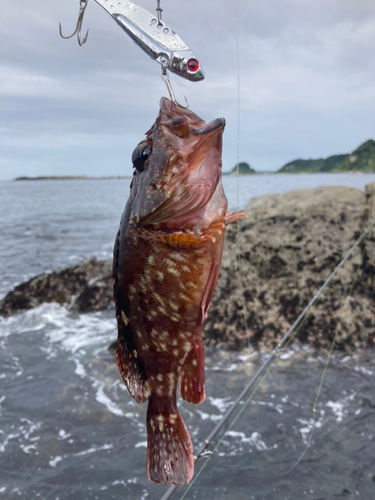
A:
132;143;152;172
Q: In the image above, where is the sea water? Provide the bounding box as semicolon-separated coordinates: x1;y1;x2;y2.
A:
0;174;375;499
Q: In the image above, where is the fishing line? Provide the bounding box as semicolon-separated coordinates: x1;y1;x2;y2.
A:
312;239;370;414
159;220;374;500
266;233;371;477
233;0;251;348
235;0;240;203
178;221;373;497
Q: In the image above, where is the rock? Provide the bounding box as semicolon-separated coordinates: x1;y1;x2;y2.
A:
203;185;375;351
365;182;375;221
1;185;374;352
0;258;112;316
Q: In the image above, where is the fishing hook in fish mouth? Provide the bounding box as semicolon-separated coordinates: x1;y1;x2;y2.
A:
59;0;89;46
160;59;189;109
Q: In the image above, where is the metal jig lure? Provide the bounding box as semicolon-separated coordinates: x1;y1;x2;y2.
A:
93;0;204;82
59;0;204;103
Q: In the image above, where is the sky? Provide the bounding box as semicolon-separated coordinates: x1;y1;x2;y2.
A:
0;0;374;180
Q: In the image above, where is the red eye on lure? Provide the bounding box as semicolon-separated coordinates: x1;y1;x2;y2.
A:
187;58;200;72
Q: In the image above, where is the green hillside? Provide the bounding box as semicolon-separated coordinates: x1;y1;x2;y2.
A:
320;154;348;172
230;162;256;175
337;140;375;172
278;158;324;173
277;139;375;173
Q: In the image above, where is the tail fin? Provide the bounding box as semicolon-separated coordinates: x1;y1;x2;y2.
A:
146;394;194;486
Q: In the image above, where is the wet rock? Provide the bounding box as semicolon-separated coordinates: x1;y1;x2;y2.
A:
1;185;374;352
0;258;112;316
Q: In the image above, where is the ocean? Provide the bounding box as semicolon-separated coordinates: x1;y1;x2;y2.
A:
0;173;375;499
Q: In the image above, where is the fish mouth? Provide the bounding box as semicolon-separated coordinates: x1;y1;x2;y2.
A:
159;98;225;137
138;98;226;230
158;98;225;172
190;117;226;136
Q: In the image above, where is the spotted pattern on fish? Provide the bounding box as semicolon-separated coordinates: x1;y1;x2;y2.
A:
113;97;246;486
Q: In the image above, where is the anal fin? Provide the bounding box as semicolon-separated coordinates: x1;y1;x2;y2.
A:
180;341;205;405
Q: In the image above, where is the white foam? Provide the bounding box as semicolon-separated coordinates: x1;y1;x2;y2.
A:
94;382;125;417
74;444;113;456
341;356;352;364
43;307;116;354
49;456;63;467
135;441;147;448
354;366;374;376
225;363;239;372
326;401;345;423
0;310;47;339
73;358;86;378
297;414;325;444
0;431;20;453
226;430;268;451
21;444;37;454
196;410;222;422
2;303;115;357
280;350;294;360
58;429;71;440
19;418;42;440
207;396;232;413
112;480;127;487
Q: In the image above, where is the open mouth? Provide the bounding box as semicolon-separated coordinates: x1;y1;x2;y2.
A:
191;118;226;136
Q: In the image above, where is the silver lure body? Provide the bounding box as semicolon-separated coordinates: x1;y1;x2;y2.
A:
94;0;205;81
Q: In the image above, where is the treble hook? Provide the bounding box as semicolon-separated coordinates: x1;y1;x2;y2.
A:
160;60;189;108
59;0;89;46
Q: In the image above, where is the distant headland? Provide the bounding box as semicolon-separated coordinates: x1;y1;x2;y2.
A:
224;139;375;175
278;139;375;174
228;162;256;175
14;176;132;181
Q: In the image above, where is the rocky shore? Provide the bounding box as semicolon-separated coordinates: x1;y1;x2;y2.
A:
1;184;374;351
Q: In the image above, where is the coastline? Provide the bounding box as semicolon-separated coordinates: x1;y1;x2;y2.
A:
14;175;133;181
12;171;373;181
224;170;373;176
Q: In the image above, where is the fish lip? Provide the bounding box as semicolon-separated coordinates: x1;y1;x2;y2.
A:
159;98;226;136
191;118;226;136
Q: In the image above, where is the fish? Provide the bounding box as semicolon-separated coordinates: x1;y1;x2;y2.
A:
112;97;246;486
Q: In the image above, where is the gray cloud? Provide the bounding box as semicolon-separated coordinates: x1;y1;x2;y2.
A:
0;0;374;179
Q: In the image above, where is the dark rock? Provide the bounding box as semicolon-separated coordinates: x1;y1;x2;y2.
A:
0;258;112;316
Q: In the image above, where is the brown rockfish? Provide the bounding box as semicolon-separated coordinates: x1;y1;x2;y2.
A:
113;97;246;486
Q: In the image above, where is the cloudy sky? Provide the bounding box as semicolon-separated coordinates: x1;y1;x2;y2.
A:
1;0;374;180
